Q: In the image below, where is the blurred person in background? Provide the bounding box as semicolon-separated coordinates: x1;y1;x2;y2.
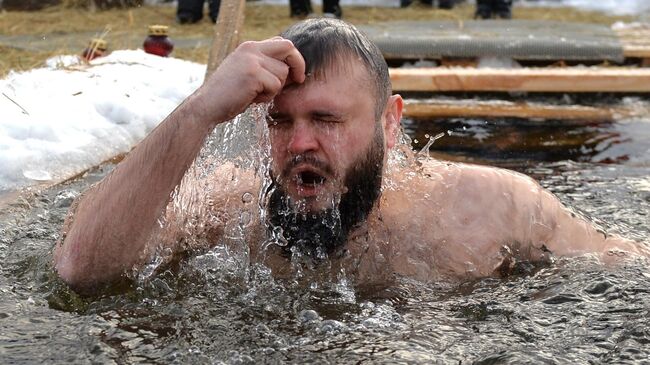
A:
290;0;342;18
177;0;220;24
400;0;457;9
475;0;513;19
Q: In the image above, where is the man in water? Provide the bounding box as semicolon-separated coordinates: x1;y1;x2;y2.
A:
53;19;648;294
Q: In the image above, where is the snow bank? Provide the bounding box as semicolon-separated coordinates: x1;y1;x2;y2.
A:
0;50;205;194
519;0;650;17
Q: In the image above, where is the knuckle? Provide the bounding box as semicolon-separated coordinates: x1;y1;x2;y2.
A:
272;78;282;91
239;41;256;51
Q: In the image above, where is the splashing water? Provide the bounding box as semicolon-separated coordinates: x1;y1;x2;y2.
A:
416;132;446;162
2;103;650;363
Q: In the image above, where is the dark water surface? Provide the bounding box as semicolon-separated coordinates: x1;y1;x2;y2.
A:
1;111;650;364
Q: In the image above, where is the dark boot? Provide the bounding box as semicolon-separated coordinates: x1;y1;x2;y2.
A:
289;0;313;17
177;0;205;23
323;0;342;18
208;0;221;22
494;0;512;19
438;0;454;9
475;0;492;19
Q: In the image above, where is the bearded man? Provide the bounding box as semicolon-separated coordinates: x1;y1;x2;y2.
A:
53;19;648;295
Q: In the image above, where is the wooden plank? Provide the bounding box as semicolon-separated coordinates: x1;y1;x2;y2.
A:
616;26;650;58
390;67;650;92
205;0;246;79
622;45;650;58
402;99;643;121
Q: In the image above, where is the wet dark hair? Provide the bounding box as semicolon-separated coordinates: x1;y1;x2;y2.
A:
281;18;391;121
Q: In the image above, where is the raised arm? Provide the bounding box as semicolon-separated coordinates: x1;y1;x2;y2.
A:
53;38;305;293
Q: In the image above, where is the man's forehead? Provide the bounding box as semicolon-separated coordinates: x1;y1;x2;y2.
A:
283;55;371;92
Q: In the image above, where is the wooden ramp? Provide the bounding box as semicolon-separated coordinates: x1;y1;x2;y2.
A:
369;21;650;118
401;99;647;122
614;23;650;60
390;67;650;93
361;20;650;64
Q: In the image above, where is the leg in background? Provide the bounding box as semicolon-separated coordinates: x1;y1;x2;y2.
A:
323;0;342;18
177;0;205;23
475;0;492;19
438;0;454;9
494;0;513;19
207;0;221;23
289;0;313;17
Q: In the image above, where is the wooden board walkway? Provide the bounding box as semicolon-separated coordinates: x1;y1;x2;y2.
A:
368;21;650;94
390;67;650;93
401;99;646;121
363;21;650;64
615;24;650;59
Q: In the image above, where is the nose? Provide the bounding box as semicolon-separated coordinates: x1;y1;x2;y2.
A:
287;120;319;155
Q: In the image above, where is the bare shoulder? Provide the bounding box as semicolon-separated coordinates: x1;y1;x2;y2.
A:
415;159;541;205
382;159;649;281
382;159;551;279
383;159;539;222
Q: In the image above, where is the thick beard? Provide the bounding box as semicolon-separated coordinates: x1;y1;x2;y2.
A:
266;126;385;259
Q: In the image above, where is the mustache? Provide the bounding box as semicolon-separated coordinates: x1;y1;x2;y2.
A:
280;154;335;179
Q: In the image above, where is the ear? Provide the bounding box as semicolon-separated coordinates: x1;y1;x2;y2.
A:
382;94;403;150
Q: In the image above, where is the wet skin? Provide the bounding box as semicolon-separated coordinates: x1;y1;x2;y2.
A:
53;36;649;294
266;61;390;213
160;59;648;284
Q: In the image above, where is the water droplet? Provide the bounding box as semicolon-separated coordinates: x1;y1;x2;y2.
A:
240;211;252;227
362;318;381;328
242;192;253;204
319;319;347;334
298;309;321;323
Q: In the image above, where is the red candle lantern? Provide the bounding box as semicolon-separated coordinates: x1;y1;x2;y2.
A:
82;38;108;61
143;25;174;57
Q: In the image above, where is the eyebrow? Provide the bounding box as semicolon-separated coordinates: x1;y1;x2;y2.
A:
268;110;344;120
312;110;343;119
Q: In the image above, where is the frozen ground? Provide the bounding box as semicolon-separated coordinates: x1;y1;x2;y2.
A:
0;50;204;195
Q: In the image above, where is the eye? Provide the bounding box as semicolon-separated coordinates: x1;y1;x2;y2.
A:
266;114;290;127
313;116;342;124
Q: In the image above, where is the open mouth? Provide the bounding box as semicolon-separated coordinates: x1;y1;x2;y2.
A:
296;170;326;188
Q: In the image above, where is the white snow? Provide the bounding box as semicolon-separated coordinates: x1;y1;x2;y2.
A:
518;0;650;17
0;50;205;194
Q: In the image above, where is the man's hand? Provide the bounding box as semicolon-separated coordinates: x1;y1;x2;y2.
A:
195;37;306;125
